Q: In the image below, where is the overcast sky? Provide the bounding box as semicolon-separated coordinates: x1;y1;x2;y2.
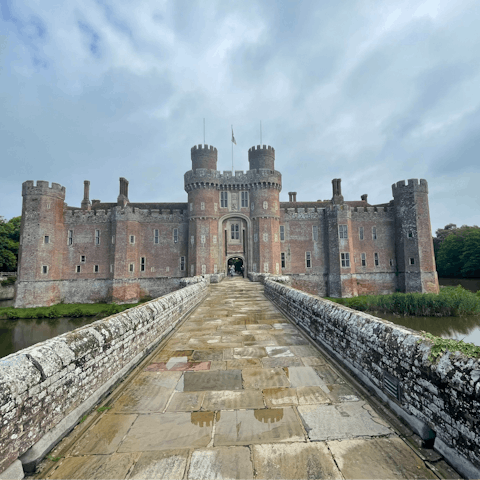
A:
1;0;479;234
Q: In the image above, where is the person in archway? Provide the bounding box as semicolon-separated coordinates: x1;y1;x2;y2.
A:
241;265;245;278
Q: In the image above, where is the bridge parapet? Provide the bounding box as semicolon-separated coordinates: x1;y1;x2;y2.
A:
264;278;480;480
0;279;209;477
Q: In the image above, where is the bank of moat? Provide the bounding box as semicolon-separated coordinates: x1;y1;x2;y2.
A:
15;144;438;307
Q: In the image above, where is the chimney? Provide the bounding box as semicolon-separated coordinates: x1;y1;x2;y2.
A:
332;179;344;205
361;194;368;202
288;192;297;202
117;177;129;207
81;180;91;210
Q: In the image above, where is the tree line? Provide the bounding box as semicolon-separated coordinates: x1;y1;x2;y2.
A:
1;216;479;278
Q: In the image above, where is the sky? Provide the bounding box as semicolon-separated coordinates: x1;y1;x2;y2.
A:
1;0;479;234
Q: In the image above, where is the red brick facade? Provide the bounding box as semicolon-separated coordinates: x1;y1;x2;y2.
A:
15;145;439;307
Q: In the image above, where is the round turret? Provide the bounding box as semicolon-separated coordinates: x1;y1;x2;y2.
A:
191;144;218;171
248;145;275;171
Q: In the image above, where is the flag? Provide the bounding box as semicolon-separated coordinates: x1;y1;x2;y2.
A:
231;127;236;145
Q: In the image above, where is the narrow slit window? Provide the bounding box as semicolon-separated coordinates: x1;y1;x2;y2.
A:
76;265;81;273
44;235;50;244
180;256;185;271
173;228;178;243
129;263;134;272
281;252;286;268
312;225;318;241
409;257;415;265
280;225;285;241
154;229;159;244
95;230;100;245
361;253;366;266
94;265;99;273
68;230;73;246
130;235;135;244
374;252;379;266
372;227;377;240
306;252;311;268
359;227;364;240
42;265;48;274
141;257;145;272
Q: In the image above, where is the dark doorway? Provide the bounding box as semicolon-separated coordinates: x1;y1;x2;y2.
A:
227;257;244;276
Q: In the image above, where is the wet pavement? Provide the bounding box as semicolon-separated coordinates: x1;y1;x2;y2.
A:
39;278;444;479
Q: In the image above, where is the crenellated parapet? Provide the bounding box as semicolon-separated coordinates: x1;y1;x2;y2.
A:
22;180;66;199
191;144;218;171
392;178;428;196
184;168;282;192
248;145;275;171
283;207;323;220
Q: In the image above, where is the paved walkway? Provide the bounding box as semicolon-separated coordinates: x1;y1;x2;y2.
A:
38;278;440;479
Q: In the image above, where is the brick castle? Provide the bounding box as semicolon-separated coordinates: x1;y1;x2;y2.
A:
15;144;439;307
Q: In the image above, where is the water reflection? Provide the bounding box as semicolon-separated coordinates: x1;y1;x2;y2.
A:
254;408;284;424
0;316;95;358
439;278;480;292
379;313;480;347
190;411;217;427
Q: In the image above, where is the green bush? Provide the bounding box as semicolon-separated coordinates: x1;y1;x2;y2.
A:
1;276;16;286
327;286;480;317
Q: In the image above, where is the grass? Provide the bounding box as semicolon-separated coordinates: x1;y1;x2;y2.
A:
0;300;149;320
326;286;480;317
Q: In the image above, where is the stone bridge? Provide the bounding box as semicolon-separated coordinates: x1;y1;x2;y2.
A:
0;277;478;479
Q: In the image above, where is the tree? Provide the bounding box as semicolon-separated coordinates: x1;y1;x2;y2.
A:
461;230;480;277
0;216;21;272
436;234;464;277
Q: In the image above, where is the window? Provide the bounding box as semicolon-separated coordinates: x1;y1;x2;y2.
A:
191;264;195;275
341;253;350;267
280;225;285;241
409;257;415;265
390;259;394;267
112;235;115;244
201;202;205;210
220;191;228;208
68;230;73;246
44;235;50;244
263;201;268;210
372;227;377;240
110;264;113;273
263;233;268;242
130;235;135;244
47;203;50;209
263;262;269;273
173;228;178;243
95;230;100;245
42;265;48;274
94;265;99;273
129;263;134;272
408;231;413;238
306;252;311;268
154;229;159;244
374;253;379;266
180;256;185;271
76;265;81;273
201;265;206;274
339;225;348;239
313;225;318;241
213;235;217;244
281;253;286;268
359;227;364;240
241;191;248;207
214;264;217;274
231;224;239;240
251;202;254;211
141;257;145;272
81;255;86;263
201;235;206;244
191;235;194;245
189;203;193;211
361;253;366;266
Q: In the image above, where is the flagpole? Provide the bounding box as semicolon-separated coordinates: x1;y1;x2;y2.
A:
260;120;262;145
231;125;234;171
203;118;205;144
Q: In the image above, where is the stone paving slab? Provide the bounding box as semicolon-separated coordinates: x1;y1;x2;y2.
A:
117;412;215;452
71;414;137;455
48;453;139;480
242;368;290;389
128;450;189;480
214;408;305;446
253;442;342;480
285;366;327;387
298;402;393;441
202;389;264;410
328;437;438;479
187;447;253;480
183;369;243;391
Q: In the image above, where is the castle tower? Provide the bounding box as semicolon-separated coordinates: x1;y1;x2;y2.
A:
248;145;281;274
185;145;220;276
15;181;66;307
392;179;439;293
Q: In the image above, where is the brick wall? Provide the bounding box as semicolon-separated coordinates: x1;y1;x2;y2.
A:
0;278;208;476
264;278;480;480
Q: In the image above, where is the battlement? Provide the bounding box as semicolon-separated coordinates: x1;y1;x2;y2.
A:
22;180;66;197
248;145;275;154
392;178;428;195
191;144;218;153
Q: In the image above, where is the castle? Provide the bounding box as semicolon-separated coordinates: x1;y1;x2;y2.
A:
15;144;439;307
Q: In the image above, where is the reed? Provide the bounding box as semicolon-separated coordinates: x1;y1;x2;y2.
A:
328;286;480;317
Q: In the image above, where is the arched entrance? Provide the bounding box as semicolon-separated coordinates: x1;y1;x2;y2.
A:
218;213;251;275
227;256;244;276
